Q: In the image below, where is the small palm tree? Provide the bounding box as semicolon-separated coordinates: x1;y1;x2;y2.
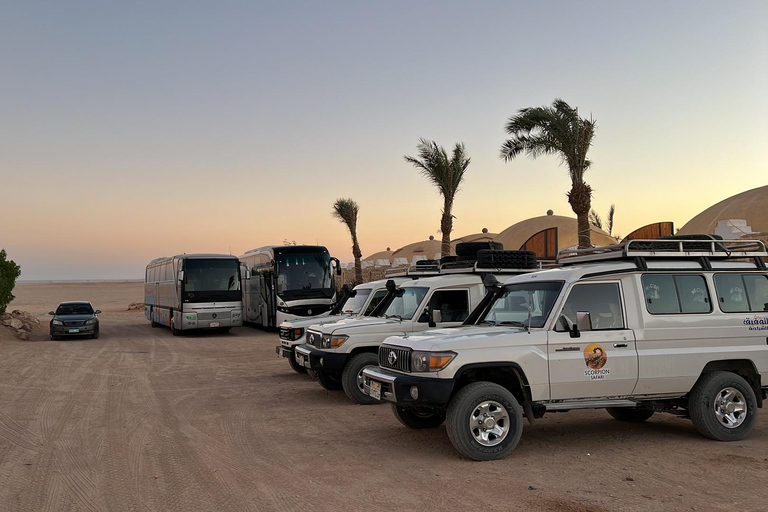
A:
332;198;363;285
405;139;471;258
500;99;597;248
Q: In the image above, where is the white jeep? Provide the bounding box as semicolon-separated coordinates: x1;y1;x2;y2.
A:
276;278;407;374
295;256;536;404
363;238;768;460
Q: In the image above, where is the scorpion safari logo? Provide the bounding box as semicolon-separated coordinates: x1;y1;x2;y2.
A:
583;343;610;380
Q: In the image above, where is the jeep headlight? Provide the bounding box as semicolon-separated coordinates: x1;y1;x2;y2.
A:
85;319;97;325
290;327;304;340
411;351;456;372
52;320;63;325
322;334;348;348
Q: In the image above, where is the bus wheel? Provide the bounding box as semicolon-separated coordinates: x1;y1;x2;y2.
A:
170;320;180;336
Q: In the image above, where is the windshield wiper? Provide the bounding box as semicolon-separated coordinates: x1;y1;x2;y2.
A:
480;320;497;326
498;321;527;327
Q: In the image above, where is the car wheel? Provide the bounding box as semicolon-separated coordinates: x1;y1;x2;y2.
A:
316;370;343;391
288;350;308;374
606;407;654;422
92;331;99;339
50;334;57;341
341;352;381;404
391;404;446;429
446;381;524;461
688;371;757;442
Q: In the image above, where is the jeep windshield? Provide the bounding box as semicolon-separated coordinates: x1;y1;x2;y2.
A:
341;289;371;315
382;287;428;320
480;281;564;328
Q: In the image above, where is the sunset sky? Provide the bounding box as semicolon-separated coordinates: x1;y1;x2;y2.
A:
1;1;767;280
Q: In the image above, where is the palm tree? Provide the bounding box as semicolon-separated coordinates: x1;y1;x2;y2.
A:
500;99;597;248
332;198;363;285
405;139;471;258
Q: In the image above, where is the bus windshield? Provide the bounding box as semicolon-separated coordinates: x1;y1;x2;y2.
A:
183;259;241;302
480;281;563;328
275;252;334;300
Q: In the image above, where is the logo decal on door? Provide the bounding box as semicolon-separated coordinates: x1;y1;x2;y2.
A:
584;343;610;380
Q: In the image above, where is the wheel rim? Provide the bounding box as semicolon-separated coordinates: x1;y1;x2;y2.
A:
469;400;510;446
713;387;747;428
357;365;376;393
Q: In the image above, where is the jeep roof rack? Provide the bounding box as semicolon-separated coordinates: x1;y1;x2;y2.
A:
557;238;767;270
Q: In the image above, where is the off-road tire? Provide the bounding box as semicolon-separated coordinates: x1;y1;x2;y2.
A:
307;369;317;380
392;404;446;429
688;371;757;441
606;407;654;422
316;370;343;391
446;381;524;461
342;352;381;404
288;349;309;374
455;242;503;258
477;250;537;269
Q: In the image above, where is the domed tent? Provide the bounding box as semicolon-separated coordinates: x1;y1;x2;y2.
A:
678;185;768;238
363;248;394;267
391;237;446;265
493;214;617;253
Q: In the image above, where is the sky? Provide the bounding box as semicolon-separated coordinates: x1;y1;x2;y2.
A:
1;1;766;280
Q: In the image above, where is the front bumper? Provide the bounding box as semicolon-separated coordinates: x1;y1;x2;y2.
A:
294;345;349;371
275;345;293;359
51;324;97;336
361;367;455;407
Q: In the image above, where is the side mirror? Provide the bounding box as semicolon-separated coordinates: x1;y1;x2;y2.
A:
419;309;431;324
48;311;55;315
576;311;592;332
94;310;101;315
332;257;342;276
432;310;442;325
178;270;185;282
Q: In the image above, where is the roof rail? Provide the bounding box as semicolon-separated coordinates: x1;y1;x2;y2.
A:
557;239;767;265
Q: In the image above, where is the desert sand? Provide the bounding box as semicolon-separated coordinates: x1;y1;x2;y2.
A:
1;282;767;511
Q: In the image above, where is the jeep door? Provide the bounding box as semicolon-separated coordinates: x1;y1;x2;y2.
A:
548;281;638;399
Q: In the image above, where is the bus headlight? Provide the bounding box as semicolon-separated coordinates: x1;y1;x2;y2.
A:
322;334;348;348
411;351;456;372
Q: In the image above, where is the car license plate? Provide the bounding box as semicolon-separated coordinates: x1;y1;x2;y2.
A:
369;380;381;400
68;328;79;333
296;353;305;366
210;322;220;328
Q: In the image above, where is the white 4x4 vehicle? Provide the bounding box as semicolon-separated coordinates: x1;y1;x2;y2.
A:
363;238;768;460
276;278;407;374
295;255;537;404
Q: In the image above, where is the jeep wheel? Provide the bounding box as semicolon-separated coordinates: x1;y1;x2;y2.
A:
446;382;523;461
316;370;343;391
392;405;446;429
689;371;757;441
287;350;308;374
342;352;381;404
606;407;654;422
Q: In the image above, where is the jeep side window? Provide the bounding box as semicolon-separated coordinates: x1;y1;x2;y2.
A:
555;283;624;331
423;290;470;323
364;290;389;316
715;274;768;312
642;274;711;314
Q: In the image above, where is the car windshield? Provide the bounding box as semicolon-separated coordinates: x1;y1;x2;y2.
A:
56;303;93;315
480;281;564;328
342;289;372;315
383;287;429;320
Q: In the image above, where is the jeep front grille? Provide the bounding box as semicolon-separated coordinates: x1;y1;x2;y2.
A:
278;327;291;340
306;330;322;347
379;346;410;372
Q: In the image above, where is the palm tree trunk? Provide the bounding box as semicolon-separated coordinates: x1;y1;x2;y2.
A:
440;197;453;258
351;232;363;285
567;181;593;249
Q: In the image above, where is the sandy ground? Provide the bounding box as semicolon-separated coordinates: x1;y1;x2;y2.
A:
1;282;767;512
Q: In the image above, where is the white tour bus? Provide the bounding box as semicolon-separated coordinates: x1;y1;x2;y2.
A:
144;254;244;335
239;245;341;328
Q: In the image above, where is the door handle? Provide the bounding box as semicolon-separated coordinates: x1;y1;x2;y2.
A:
613;343;628;348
